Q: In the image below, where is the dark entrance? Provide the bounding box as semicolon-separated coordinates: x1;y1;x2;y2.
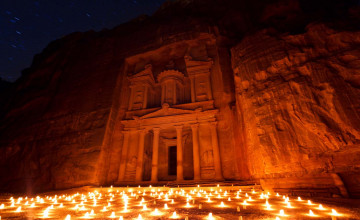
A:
168;146;177;175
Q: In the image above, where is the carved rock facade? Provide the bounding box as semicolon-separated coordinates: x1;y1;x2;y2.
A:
0;0;359;198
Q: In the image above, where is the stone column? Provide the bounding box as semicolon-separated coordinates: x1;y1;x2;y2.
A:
172;81;177;105
118;130;130;182
143;86;148;109
190;77;196;102
209;121;223;180
206;76;213;100
135;129;147;182
128;86;134;111
151;127;161;182
175;125;184;181
161;84;165;104
190;123;201;181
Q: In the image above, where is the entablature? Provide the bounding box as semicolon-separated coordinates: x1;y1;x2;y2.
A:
121;103;218;130
124;100;215;120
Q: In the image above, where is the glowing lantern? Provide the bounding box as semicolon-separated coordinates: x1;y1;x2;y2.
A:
15;206;21;212
65;215;71;220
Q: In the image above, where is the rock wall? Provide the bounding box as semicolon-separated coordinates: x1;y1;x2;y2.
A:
232;24;360;197
0;0;359;197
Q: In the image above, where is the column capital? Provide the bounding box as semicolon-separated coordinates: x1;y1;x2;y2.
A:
138;128;148;135
122;130;131;134
153;127;161;133
210;121;218;127
174;125;183;131
190;123;199;130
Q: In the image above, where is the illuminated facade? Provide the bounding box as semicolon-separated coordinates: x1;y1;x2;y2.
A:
114;37;236;183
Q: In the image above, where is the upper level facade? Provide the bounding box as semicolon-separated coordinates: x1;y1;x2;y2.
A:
125;55;214;119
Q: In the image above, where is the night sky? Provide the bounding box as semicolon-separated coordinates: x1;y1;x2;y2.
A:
0;0;167;82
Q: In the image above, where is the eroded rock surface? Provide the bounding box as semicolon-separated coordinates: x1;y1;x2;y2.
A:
0;0;359;197
232;24;360;197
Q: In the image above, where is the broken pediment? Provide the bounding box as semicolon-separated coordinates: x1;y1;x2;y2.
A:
128;64;155;87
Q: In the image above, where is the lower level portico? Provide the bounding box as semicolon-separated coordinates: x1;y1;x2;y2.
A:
117;103;223;184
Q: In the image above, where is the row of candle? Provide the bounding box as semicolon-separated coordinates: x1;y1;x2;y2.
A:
0;185;347;219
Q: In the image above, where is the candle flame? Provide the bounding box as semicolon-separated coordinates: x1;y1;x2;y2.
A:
15;206;21;212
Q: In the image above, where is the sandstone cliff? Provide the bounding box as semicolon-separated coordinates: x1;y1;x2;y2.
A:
0;0;359;197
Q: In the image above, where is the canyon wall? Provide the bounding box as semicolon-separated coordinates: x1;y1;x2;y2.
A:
232;24;360;197
0;0;359;197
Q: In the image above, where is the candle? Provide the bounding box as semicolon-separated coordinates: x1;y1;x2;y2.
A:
43;208;49;218
208;212;214;220
279;209;285;216
171;211;178;218
15;206;21;212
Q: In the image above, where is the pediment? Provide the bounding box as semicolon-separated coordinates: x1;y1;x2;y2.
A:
139;103;201;119
128;64;155;85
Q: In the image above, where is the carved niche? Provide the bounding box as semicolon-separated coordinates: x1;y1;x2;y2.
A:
128;64;155;110
157;70;185;105
185;56;213;102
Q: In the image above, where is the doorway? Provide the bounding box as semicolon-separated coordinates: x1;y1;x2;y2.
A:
168;146;177;176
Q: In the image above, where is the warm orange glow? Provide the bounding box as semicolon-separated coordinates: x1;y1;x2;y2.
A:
279;209;286;216
15;206;21;212
0;186;353;219
208;212;214;220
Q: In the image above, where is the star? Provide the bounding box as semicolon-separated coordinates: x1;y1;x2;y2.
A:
0;0;168;82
